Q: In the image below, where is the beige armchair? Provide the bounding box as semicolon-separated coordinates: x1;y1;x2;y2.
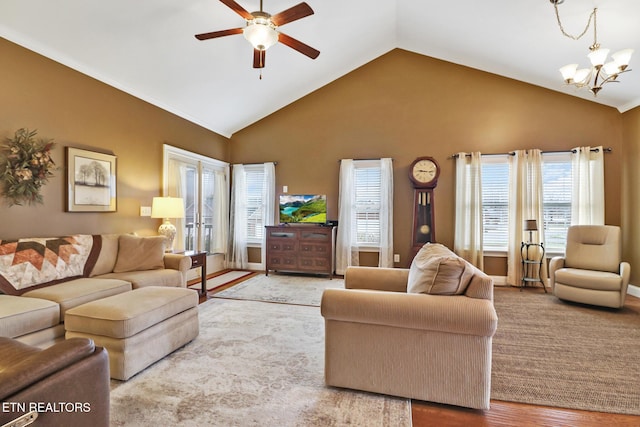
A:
549;225;630;308
321;262;497;410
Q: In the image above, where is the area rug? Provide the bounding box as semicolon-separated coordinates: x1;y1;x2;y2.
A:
212;273;343;306
109;298;410;426
491;289;640;415
188;270;255;292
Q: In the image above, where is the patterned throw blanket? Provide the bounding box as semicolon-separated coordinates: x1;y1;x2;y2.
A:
0;235;100;295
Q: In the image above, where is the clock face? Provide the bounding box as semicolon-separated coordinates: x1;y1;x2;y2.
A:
411;159;438;185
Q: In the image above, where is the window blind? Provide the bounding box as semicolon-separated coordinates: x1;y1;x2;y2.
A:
354;163;382;246
481;159;510;251
244;166;265;242
542;152;572;253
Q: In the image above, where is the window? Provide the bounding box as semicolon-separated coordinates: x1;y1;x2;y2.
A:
244;165;266;244
163;145;229;254
354;161;382;246
541;152;572;253
480;152;573;254
481;156;510;252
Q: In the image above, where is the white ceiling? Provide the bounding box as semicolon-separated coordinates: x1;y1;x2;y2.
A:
1;0;639;138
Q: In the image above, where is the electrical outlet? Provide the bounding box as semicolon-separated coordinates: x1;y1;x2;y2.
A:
283;185;288;193
140;206;152;217
394;254;400;263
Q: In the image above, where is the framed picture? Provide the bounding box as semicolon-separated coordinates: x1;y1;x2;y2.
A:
66;147;117;212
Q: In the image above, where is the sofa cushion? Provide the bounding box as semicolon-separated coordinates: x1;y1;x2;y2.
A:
407;243;474;295
0;235;100;296
0;295;60;338
98;269;182;289
113;235;165;273
89;234;119;277
64;286;198;339
22;278;132;320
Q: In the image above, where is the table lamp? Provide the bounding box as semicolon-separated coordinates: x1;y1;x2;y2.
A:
151;196;185;252
524;219;538;243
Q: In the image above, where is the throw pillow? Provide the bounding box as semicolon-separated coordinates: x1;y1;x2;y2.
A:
407;243;474;295
113;235;166;273
89;234;119;277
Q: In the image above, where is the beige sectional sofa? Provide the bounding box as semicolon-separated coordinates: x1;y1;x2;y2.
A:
0;234;192;348
321;243;498;410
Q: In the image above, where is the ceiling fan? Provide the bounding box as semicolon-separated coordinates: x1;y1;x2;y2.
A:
195;0;320;70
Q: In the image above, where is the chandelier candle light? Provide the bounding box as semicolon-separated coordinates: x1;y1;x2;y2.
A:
151;196;185;252
551;0;633;96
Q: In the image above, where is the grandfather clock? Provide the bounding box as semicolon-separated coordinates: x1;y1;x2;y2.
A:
409;157;440;257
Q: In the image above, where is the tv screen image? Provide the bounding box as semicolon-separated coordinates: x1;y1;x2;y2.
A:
279;194;327;224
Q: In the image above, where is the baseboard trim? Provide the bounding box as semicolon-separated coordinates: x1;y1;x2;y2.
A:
492;276;640;299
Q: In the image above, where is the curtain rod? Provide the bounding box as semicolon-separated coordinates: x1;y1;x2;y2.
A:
337;158;394;162
450;147;612;158
234;161;278;165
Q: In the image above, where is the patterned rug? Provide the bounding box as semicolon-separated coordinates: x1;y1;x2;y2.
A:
215;275;640;415
109;289;410;426
212;273;344;306
491;289;640;415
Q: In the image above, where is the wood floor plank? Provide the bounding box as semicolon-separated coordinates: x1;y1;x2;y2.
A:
411;399;640;426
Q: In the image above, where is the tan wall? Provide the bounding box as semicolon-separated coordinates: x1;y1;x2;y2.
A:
1;40;630;278
622;106;640;284
230;49;624;274
0;38;229;239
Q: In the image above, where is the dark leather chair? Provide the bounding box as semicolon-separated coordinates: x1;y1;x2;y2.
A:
0;337;110;427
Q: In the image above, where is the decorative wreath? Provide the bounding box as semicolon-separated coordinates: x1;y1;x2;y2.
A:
0;128;56;206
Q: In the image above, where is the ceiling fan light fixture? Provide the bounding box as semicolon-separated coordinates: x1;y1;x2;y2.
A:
243;17;278;51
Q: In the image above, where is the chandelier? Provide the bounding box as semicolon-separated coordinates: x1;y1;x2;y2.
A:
550;0;633;96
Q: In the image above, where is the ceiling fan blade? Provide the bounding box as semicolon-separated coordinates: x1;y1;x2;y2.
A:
278;33;320;59
271;2;314;27
219;0;254;20
253;49;266;68
195;28;243;40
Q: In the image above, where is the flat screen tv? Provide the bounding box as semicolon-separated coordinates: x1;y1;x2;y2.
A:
279;194;327;224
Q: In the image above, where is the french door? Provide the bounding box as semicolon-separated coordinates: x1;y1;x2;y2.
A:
163;145;229;255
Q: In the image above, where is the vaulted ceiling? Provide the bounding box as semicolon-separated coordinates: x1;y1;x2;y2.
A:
1;0;639;138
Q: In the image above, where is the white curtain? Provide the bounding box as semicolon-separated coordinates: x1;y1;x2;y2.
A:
261;162;276;267
336;160;359;275
227;164;248;269
572;146;605;225
211;169;229;254
378;158;394;268
167;158;188;252
454;152;484;268
507;150;546;286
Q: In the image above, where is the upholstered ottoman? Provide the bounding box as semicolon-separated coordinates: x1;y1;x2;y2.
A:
64;286;199;380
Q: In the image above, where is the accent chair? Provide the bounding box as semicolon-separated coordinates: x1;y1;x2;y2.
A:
549;225;630;309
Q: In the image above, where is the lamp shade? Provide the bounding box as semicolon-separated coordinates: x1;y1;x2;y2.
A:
612;48;633;67
559;63;578;82
524;219;538;231
151;197;185;219
588;48;610;67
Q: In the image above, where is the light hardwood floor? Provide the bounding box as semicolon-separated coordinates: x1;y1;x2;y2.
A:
196;274;640;426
